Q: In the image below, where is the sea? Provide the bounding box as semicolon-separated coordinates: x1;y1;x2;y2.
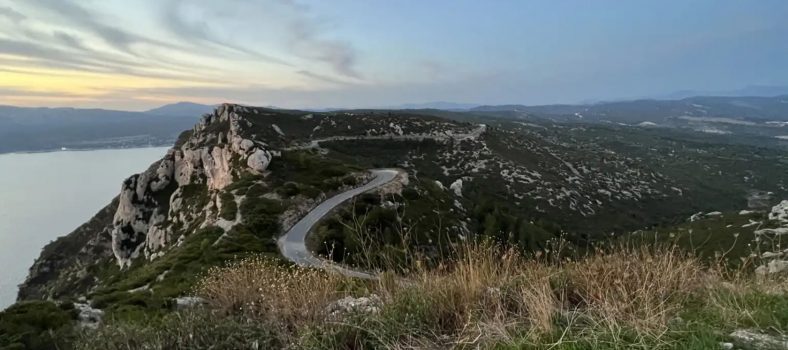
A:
0;147;169;310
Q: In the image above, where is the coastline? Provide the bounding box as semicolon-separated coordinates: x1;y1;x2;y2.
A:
0;142;175;156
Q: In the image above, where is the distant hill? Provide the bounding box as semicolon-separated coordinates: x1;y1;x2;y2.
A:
661;85;788;100
0;105;203;154
145;102;215;116
472;95;788;123
3;95;786;154
385;101;479;110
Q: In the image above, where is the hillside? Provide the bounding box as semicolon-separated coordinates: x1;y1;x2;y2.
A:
4;104;788;349
16;103;788;299
0;103;211;154
471;95;788;143
473;95;788;122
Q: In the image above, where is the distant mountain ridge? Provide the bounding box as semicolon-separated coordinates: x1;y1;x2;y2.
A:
472;95;788;123
383;101;479;110
660;85;788;100
145;102;216;116
3;93;787;154
0;104;211;154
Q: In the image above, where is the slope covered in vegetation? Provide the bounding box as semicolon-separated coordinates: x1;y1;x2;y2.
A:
4;104;788;349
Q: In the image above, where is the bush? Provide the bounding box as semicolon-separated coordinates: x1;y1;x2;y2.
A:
0;301;77;350
239;197;283;236
195;257;346;328
76;310;282;350
218;191;238;221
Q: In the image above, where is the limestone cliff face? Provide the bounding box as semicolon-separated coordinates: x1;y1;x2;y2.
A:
19;104;277;299
109;104;273;267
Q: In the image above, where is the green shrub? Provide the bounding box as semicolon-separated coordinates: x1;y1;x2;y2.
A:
219;191;238;221
0;301;77;350
76;311;282;350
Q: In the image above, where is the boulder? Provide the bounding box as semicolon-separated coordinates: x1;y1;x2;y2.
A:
247;149;272;173
175;296;208;310
769;200;788;223
450;179;463;197
730;329;788;349
74;303;104;329
326;294;382;319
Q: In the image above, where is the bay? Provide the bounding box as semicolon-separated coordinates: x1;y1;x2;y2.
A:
0;147;169;309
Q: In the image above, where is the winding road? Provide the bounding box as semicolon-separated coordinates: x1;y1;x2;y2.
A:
277;169;400;279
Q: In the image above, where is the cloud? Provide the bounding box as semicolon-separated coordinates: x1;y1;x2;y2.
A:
0;86;88;98
2;0;368;108
286;15;361;79
30;0;141;51
0;38;91;70
0;37;202;81
161;0;292;65
155;0;362;79
296;70;348;85
0;1;234;83
0;5;25;22
25;0;187;57
52;31;86;50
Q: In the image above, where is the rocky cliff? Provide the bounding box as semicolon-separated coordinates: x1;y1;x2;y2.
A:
19;104;279;299
110;104;275;267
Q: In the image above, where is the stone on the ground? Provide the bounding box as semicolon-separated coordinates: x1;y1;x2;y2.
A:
730;329;788;349
174;296;208;309
326;294;382;318
74;303;104;329
450;179;463;196
756;260;788;276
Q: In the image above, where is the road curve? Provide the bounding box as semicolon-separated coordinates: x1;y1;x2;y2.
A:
277;169;399;279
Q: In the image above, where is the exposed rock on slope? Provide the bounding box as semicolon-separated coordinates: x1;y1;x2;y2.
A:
110;104;275;267
19;104;279;299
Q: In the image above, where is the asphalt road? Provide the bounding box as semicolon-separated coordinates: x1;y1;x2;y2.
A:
277;169;399;279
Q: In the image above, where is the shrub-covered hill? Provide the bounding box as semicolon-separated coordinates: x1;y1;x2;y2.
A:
5;103;788;349
18;104;788;302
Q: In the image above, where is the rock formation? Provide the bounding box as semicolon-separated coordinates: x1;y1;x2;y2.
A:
109;104;276;267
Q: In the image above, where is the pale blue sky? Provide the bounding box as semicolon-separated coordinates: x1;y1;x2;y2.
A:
0;0;786;110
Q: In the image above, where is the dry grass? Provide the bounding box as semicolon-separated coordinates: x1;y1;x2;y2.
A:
392;244;562;342
563;244;708;336
186;243;787;349
195;256;347;329
362;242;712;347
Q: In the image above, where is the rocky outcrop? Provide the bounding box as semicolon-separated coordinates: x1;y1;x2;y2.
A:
769;200;788;224
756;259;788;276
109;104;278;267
450;178;464;197
754;200;788;276
326;294;382;320
74;303;104;329
729;329;788;349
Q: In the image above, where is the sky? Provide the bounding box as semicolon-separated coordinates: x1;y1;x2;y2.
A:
0;0;787;111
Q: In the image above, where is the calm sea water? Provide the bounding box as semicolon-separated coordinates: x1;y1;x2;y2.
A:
0;147;169;310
